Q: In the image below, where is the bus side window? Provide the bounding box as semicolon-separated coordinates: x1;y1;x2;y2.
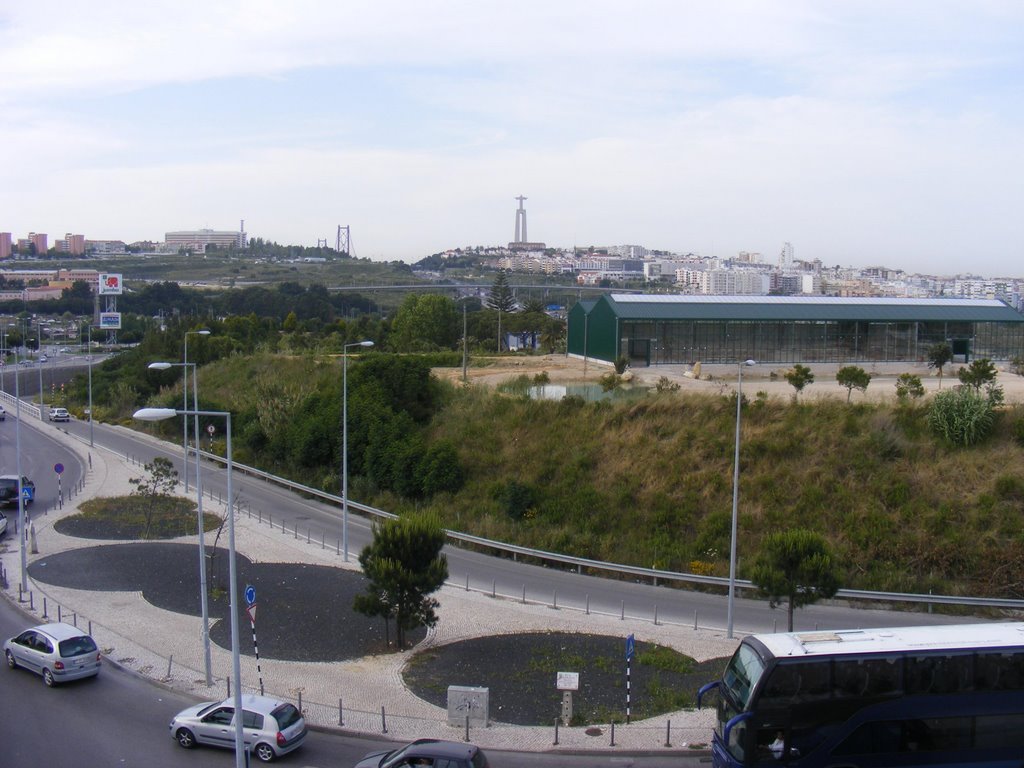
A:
907;654;973;694
760;664;802;703
976;651;1024;691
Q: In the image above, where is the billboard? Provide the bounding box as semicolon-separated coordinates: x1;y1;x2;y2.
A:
98;273;123;295
99;312;122;330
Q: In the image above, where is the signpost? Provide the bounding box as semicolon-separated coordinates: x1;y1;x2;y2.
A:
54;463;64;509
556;671;579;725
245;585;264;695
207;423;216;452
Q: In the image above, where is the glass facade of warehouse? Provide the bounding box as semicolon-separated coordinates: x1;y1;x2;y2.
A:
566;295;1024;366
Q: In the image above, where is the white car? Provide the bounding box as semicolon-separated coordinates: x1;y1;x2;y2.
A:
48;407;70;422
169;694;307;762
4;622;101;686
0;510;7;537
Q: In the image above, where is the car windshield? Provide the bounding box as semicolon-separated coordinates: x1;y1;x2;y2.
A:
58;635;98;657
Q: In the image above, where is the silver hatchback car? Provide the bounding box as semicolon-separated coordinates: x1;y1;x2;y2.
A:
169;694;307;762
4;622;102;686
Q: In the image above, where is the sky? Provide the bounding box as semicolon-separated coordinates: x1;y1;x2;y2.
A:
1;2;1022;277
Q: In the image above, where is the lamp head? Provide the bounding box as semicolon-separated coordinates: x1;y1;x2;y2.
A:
148;362;173;370
192;329;211;336
133;407;178;422
359;340;374;348
742;359;757;367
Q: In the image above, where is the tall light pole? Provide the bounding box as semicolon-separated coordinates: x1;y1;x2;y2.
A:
134;406;241;767
182;330;211;492
87;322;95;447
36;319;44;417
149;360;212;685
14;335;27;591
342;340;374;561
727;359;756;640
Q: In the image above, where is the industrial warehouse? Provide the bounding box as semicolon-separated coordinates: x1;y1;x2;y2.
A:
567;295;1024;366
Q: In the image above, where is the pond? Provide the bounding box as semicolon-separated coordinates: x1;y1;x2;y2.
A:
527;381;652;402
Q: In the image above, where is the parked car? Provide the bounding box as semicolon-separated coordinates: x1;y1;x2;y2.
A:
4;622;101;686
48;407;70;422
169;694;307;763
39;354;48;363
0;510;7;537
0;404;5;420
354;739;490;768
0;475;34;507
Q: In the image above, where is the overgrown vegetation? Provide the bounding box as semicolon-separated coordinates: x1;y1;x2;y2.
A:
55;495;217;539
109;348;1024;601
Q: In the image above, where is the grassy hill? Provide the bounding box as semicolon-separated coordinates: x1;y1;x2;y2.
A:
175;353;1024;601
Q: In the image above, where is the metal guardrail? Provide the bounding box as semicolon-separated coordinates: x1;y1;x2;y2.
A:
191;447;1024;612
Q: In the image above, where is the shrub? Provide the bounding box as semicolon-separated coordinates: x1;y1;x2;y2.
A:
928;388;995;446
655;376;680;393
614;356;630;374
598;372;622;391
894;373;925;401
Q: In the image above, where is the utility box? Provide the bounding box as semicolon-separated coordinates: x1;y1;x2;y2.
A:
447;686;489;727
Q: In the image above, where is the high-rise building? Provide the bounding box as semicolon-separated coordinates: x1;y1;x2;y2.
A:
55;233;86;255
29;232;48;254
0;232;11;259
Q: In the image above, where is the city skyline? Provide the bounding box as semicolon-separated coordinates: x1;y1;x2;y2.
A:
1;2;1022;276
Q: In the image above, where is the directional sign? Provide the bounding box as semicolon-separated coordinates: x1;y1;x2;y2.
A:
54;463;64;475
626;633;635;660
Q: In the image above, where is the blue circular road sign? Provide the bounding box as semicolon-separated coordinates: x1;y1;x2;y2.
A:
245;585;256;605
54;463;64;474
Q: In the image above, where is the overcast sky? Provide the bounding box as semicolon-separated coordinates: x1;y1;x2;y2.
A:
1;2;1022;277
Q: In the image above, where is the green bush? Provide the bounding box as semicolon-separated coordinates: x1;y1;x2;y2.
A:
928;388;995;446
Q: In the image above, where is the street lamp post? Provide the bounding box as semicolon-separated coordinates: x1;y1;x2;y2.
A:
727;359;756;640
342;340;374;561
14;338;27;592
36;319;44;417
133;406;241;767
182;330;211;492
87;322;94;447
149;360;212;685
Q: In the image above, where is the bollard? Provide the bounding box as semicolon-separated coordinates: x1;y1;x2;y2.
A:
620;600;625;620
694;610;698;630
586;594;590;615
522;585;526;604
665;719;672;747
381;706;388;733
29;591;33;610
465;574;469;592
491;579;496;598
321;531;325;550
88;620;92;636
336;539;340;555
654;605;658;625
338;698;344;726
298;691;302;713
43;597;48;618
18;584;23;603
306;528;310;544
552;590;557;609
281;520;286;535
610;721;616;746
553;717;559;746
167;655;173;679
268;513;272;528
773;619;777;633
293;523;297;539
227;676;231;697
73;612;77;627
258;510;262;524
465;714;470;742
58;604;62;622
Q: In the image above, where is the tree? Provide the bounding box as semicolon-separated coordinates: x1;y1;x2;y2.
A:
835;365;871;402
926;342;953;388
129;456;179;538
784;364;815;400
957;358;998;392
354;513;449;649
389;293;459;351
894;373;925;401
749;529;841;631
486;270;516;313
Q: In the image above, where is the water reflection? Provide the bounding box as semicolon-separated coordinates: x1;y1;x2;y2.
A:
527;382;652;402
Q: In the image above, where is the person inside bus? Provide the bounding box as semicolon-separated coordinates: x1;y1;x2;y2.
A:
770;731;785;759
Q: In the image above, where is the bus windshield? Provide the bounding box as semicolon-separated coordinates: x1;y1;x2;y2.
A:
722;643;766;710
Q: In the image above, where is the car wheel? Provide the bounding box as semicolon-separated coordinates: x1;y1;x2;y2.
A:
254;742;276;762
43;668;55;687
175;728;196;749
5;650;16;669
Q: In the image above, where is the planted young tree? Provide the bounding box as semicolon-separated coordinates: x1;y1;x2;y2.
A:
128;456;179;538
956;358;998;392
926;342;953;388
894;373;925;401
784;364;815;400
354;513;449;649
835;365;872;402
749;529;840;631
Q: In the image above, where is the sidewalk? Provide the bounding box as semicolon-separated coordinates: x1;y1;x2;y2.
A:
0;421;730;753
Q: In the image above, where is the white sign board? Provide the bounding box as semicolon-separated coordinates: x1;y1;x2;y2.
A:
556;671;579;691
99;312;122;329
98;273;123;295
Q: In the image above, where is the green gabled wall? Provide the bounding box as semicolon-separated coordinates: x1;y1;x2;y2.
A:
567;295;619;364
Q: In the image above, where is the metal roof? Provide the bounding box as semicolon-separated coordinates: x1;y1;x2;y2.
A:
603;294;1024;323
755;622;1024;659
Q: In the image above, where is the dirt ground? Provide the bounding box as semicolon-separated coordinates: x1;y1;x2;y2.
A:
436;354;1024;404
